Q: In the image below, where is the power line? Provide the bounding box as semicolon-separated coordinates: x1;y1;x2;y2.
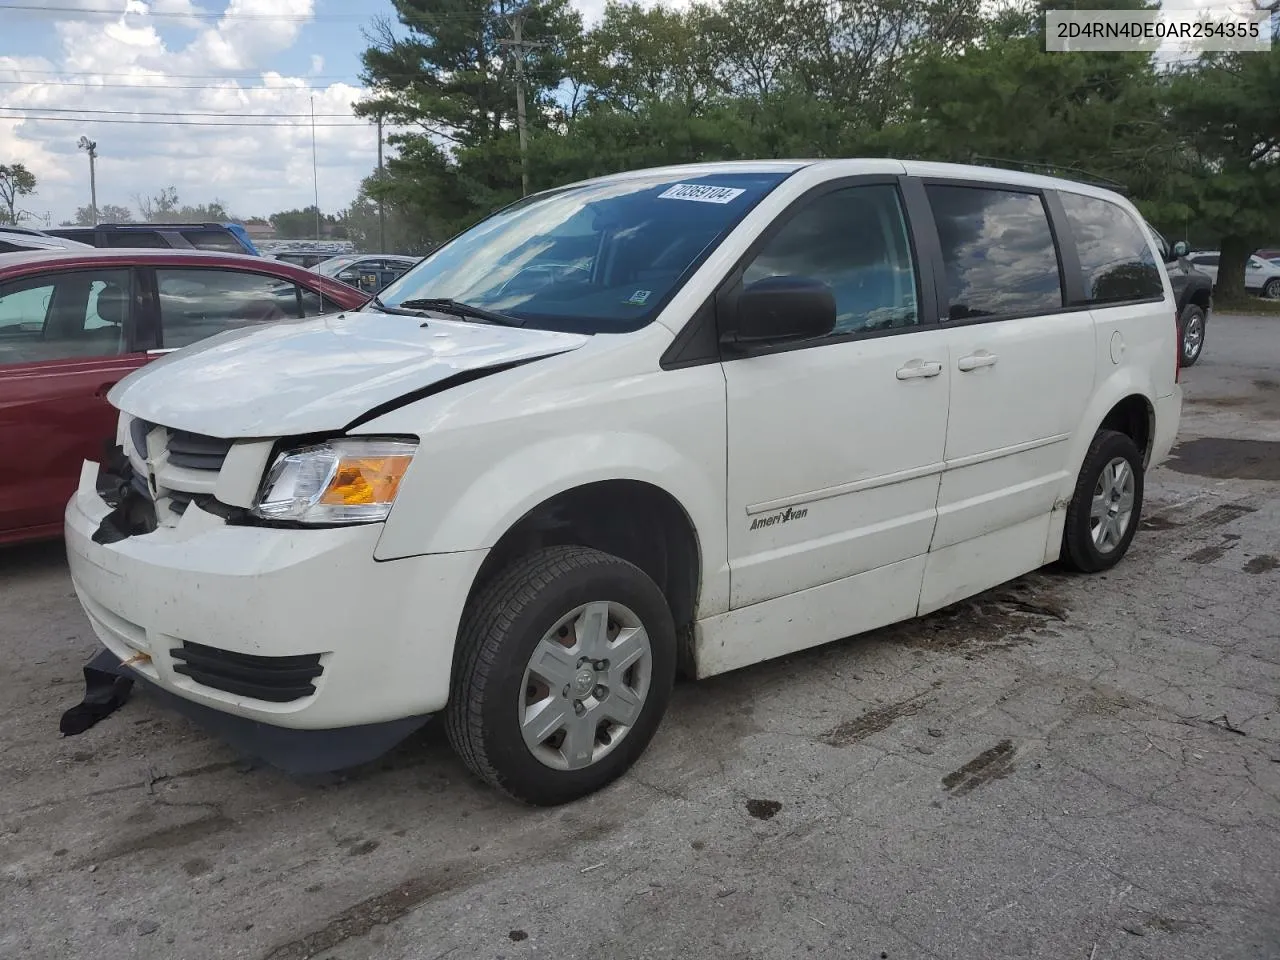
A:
2;115;371;127
2;68;369;79
0;78;356;90
0;106;361;118
0;3;493;20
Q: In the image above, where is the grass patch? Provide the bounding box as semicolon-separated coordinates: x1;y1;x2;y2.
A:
1215;297;1280;317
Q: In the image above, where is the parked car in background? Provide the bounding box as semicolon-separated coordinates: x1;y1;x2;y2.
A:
313;254;419;295
1146;225;1212;366
0;249;366;546
47;222;261;257
268;250;337;269
1186;250;1280;299
0;225;94;253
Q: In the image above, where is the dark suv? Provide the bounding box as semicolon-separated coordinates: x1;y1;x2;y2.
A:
1148;224;1213;367
46;222;259;257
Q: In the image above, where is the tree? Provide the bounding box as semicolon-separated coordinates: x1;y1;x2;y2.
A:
135;186;179;221
1157;43;1280;303
72;203;132;225
268;206;341;239
134;187;234;223
0;163;37;225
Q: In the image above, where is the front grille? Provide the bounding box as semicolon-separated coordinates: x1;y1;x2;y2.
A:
170;641;324;703
166;430;233;472
129;418;231;473
124;417;233;525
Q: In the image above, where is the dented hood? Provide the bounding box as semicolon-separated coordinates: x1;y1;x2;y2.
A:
108;309;590;438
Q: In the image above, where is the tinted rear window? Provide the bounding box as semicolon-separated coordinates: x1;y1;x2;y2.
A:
926;185;1063;320
105;231;169;248
184;230;246;253
1060;193;1162;303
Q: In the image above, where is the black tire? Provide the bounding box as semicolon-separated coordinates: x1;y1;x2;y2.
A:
1179;303;1206;367
1264;278;1280;300
446;545;677;806
1061;429;1145;573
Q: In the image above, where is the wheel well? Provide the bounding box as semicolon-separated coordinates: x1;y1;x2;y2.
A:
1100;395;1153;464
1188;287;1211;311
468;479;701;634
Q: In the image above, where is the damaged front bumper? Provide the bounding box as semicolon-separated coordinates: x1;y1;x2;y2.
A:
64;455;487;772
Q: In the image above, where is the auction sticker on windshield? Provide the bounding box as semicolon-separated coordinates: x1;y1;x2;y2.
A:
658;183;746;204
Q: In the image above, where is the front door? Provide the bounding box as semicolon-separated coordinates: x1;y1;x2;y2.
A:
721;180;950;616
0;267;147;541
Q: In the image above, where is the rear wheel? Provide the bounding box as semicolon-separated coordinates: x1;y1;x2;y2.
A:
1061;430;1144;573
1264;278;1280;300
446;546;676;806
1179;303;1206;366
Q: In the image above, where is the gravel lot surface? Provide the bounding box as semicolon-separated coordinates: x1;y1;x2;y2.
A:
2;313;1278;960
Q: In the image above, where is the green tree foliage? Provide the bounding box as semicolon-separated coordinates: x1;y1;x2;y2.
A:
133;187;233;224
71;203;133;225
356;0;1280;298
0;162;37;224
1157;45;1280;303
268;206;343;239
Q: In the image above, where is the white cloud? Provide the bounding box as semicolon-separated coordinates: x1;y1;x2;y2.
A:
7;0;690;226
0;0;381;224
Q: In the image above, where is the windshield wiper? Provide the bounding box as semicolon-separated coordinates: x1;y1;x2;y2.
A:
382;296;522;327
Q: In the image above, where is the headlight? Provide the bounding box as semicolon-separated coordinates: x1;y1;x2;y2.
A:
252;438;417;524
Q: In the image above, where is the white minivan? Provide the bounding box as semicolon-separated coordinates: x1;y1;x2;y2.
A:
65;160;1182;805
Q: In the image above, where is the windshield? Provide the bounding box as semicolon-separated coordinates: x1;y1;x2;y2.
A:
372;171;791;333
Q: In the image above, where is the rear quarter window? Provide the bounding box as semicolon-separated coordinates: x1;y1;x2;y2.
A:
183;230;246;253
1059;193;1163;304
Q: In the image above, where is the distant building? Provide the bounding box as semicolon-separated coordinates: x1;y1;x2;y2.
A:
243;219;275;241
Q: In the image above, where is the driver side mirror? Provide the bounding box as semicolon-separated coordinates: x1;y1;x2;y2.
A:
725;276;836;347
1170;240;1189;260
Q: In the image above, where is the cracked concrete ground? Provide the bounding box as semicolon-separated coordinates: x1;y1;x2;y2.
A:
2;313;1279;960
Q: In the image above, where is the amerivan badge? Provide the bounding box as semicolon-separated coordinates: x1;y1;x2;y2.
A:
750;506;808;531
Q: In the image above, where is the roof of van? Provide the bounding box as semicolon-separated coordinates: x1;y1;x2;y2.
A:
572;158;1128;201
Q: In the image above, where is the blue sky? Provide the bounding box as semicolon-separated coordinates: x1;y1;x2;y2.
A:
0;0;613;224
0;0;1252;226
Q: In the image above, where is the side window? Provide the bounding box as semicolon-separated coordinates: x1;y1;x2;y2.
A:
106;231;168;249
156;269;303;349
184;230;244;253
298;286;333;316
1195;254;1219;267
741;184;919;335
0;269;131;366
1059;193;1162;303
926;185;1063;320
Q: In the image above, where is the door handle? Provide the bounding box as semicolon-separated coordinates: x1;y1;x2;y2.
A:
895;359;943;380
957;351;998;372
94;381;118;399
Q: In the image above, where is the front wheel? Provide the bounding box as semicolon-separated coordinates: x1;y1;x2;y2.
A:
1179;303;1206;366
1061;429;1144;573
1264;278;1280;300
446;546;677;806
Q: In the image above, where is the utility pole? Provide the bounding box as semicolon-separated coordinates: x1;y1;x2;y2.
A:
77;136;98;223
498;9;549;197
310;96;321;240
376;113;386;251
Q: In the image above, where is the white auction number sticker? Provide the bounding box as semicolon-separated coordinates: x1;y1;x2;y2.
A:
658;183;745;204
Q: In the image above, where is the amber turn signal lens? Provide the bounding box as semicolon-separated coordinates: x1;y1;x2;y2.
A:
318;455;414;506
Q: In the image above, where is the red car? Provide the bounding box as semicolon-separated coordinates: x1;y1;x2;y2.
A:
0;249;369;546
